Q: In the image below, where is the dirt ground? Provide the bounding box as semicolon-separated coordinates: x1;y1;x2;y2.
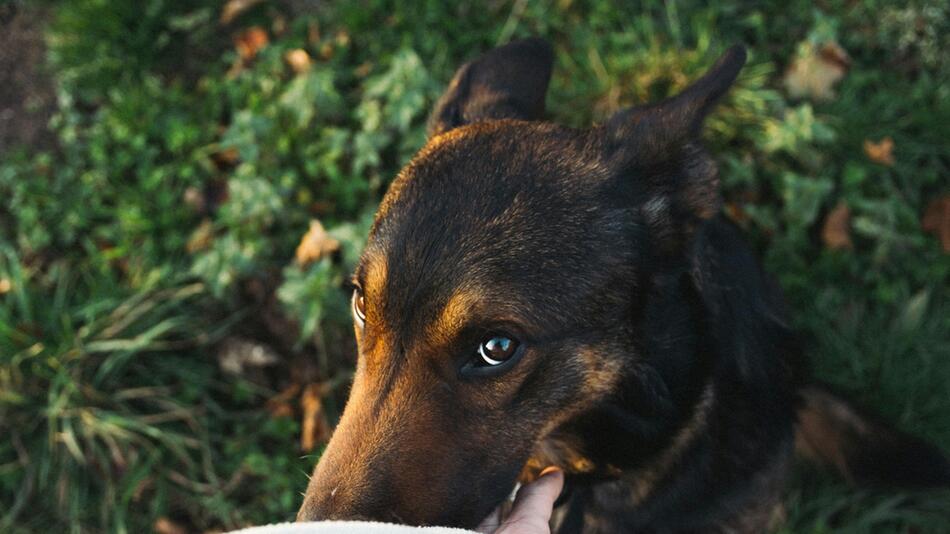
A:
0;4;56;155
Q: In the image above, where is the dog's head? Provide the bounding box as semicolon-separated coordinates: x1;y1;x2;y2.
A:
298;38;746;527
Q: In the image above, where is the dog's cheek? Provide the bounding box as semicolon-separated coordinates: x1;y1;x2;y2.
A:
577;346;625;401
455;347;544;411
541;344;625;420
517;344;626;477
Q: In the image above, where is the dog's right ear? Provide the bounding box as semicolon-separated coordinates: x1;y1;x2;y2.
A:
428;38;554;137
604;46;746;254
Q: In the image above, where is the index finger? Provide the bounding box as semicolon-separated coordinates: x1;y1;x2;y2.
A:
501;468;564;532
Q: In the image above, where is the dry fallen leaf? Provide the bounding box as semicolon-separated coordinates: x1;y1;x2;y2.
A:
300;383;331;452
821;202;853;250
186;219;215;254
271;14;287;36
234;27;269;60
354;61;373;78
335;30;351;47
183;186;205;213
864;137;895;166
318;42;335;61
284;48;311;74
267;383;301;419
154;517;187;534
220;0;264;24
922;195;950;253
217;337;280;375
211;147;239;169
295;219;340;266
0;278;11;295
783;41;850;101
307;21;321;46
724;202;749;226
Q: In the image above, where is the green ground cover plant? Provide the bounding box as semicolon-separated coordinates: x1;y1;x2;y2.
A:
1;0;948;532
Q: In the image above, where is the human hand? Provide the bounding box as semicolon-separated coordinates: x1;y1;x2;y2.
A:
476;467;564;534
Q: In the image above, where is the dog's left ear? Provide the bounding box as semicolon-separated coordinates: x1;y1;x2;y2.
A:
428;38;554;137
606;45;746;237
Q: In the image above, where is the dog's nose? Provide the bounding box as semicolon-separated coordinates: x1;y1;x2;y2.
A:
296;489;331;522
297;481;392;523
297;485;349;522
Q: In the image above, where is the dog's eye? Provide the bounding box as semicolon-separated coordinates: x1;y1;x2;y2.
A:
477;335;519;366
352;289;366;326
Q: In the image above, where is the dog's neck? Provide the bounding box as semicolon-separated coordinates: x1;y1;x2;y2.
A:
534;263;715;474
536;218;802;532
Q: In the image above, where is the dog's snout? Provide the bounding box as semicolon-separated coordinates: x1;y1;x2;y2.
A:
297;481;389;523
296;486;330;522
295;495;323;522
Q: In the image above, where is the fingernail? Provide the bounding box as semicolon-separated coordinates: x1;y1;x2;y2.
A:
539;466;562;477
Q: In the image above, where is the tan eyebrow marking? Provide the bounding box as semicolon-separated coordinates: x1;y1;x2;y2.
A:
356;255;387;328
425;288;482;347
363;256;387;297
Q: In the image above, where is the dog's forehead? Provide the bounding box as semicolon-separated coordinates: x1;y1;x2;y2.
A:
376;120;607;223
359;120;636;335
370;121;606;276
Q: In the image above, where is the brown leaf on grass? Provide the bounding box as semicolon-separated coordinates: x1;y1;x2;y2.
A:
271;14;287;36
724;202;749;226
864;137;895;166
307;21;321;46
186;219;215;253
354;61;373;78
186;180;231;216
334;30;351;47
131;476;153;502
211;147;239;169
284;49;311;74
783;41;850;101
295;219;340;266
270;403;294;419
300;383;331;452
220;0;265;24
822;202;853;250
0;278;11;295
183;186;205;213
318;42;335;61
217;337;280;375
267;383;301;419
234;27;269;60
922;195;950;253
154;517;187;534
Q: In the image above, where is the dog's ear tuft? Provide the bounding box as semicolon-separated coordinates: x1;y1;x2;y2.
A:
428;38;554;137
606;45;746;225
607;45;746;156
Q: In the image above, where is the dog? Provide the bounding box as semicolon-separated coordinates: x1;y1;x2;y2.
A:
297;39;950;532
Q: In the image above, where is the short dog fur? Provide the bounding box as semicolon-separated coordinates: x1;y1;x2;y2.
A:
298;39;950;532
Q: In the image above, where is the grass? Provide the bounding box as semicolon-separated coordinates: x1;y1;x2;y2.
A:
1;0;948;531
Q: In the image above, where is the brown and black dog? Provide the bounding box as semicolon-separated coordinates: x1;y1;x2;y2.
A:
297;39;950;532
